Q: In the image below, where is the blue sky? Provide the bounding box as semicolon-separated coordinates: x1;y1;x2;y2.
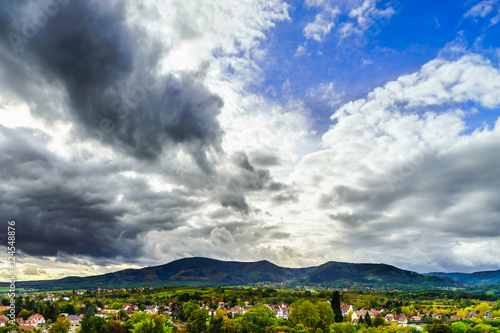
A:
252;0;500;134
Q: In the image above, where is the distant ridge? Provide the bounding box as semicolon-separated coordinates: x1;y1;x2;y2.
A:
425;269;500;286
1;257;467;291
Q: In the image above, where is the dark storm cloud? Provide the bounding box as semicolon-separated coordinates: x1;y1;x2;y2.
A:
220;192;250;214
250;152;281;167
0;0;223;169
0;0;295;267
0;125;202;258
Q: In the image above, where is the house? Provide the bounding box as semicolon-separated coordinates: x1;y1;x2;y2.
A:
341;303;354;316
229;306;247;315
102;309;119;315
466;312;478;319
410;316;421;322
95;312;106;318
450;315;461;321
385;314;395;322
66;315;81;326
270;304;290;319
146;305;158;313
395;314;408;324
483;311;491;320
123;304;139;315
15;317;24;325
356;310;368;318
0;315;9;327
25;314;46;326
432;313;441;320
18;325;37;331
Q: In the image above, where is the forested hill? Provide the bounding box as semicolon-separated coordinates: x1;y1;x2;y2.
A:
425;269;500;286
3;257;465;291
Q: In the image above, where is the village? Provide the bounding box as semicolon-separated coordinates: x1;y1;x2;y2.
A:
0;286;498;332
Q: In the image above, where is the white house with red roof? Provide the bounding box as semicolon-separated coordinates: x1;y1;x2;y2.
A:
25;313;46;326
0;315;9;327
146;305;158;313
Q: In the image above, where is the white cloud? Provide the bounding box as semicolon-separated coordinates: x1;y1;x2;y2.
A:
285;53;500;272
294;44;307;57
303;8;340;42
303;0;398;44
464;0;495;18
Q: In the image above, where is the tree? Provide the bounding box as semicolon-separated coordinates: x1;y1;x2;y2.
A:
331;291;343;323
102;322;126;333
364;312;372;327
373;316;385;328
316;301;334;330
289;300;320;330
18;309;34;320
80;313;106;333
234;305;277;333
117;309;127;321
427;324;453;333
450;322;468;333
131;315;174;333
475;302;490;316
183;301;199;321
187;309;209;333
49;317;70;333
329;322;355;333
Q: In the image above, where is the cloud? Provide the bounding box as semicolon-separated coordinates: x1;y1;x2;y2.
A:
0;0;226;172
0;0;315;277
464;0;496;18
288;53;500;272
1;0;499;280
303;8;340;42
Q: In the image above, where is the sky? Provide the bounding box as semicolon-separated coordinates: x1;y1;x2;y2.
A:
0;0;499;281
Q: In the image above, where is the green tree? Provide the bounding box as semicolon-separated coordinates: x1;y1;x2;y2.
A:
364;312;372;327
18;309;34;320
49;317;71;333
117;309;127;321
289;300;320;329
187;309;209;333
184;301;200;321
373;316;384;328
102;322;126;333
450;322;468;333
316;301;334;330
427;324;453;333
131;315;174;333
79;313;106;333
234;305;277;333
329;322;356;333
331;291;343;323
111;302;124;310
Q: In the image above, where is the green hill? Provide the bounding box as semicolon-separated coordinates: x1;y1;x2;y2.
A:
1;257;465;291
426;269;500;286
305;262;463;290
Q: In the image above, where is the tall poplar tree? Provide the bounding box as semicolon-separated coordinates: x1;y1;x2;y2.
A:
331;290;343;323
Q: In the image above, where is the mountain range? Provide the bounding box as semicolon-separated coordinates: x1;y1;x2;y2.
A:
424;270;500;287
2;257;485;292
